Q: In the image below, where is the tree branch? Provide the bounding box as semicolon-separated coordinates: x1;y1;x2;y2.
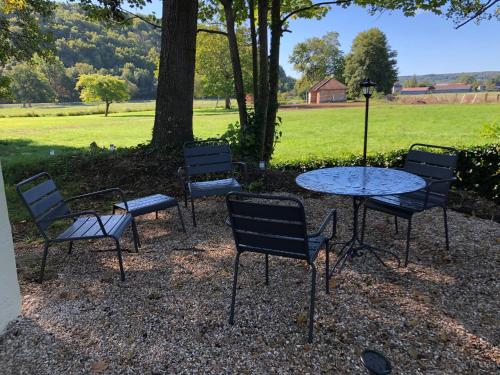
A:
197;28;228;36
280;1;352;25
455;0;499;29
120;8;162;29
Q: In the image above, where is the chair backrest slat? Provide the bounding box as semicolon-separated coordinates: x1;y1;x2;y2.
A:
228;200;303;222
30;190;65;219
406;150;457;168
404;144;458;198
183;139;234;177
404;161;453;180
22;179;58;204
187;161;233;176
231;215;305;237
235;231;307;255
227;193;308;259
17;173;70;234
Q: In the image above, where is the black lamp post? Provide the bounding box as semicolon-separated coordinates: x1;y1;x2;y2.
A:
360;78;376;166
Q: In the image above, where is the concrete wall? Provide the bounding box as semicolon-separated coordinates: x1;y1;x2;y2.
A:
0;163;21;333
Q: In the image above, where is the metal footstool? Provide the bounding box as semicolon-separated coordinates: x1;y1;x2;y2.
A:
113;194;186;245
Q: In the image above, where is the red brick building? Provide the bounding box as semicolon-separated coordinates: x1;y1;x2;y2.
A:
308;78;347;103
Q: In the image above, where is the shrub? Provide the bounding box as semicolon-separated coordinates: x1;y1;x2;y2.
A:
220;110;282;163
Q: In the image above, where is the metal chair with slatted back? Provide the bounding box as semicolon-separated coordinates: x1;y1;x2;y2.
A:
226;192;336;343
361;144;458;266
16;172;139;282
179;139;247;226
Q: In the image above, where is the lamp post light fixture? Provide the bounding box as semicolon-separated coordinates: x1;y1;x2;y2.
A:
360;78;376;166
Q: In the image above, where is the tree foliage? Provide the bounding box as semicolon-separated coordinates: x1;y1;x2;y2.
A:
196;27;253;108
76;74;130;116
0;0;55;65
7;61;55;105
289;31;344;83
343;28;398;98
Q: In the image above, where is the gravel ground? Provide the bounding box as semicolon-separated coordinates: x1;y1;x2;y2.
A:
1;194;499;374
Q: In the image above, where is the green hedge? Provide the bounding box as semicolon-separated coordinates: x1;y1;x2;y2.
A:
2;143;498;224
271;144;499;203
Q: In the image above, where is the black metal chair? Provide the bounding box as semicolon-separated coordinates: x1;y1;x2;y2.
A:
179;139;247;226
361;144;458;266
16;172;139;282
226;192;337;343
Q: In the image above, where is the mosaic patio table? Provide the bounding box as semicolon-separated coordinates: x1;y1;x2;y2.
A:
296;167;426;275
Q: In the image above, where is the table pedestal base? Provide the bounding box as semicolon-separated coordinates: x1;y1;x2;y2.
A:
329;197;401;277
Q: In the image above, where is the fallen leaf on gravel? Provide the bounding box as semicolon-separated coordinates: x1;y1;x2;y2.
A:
329;279;339;289
408;348;419;360
91;360;108;373
296;314;307;327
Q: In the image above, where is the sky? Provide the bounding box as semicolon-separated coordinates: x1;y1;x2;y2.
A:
139;2;500;78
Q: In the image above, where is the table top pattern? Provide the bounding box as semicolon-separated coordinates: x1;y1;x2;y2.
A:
296;167;426;197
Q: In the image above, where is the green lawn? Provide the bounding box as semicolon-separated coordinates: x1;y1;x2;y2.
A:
0;103;498;168
0;99;223;118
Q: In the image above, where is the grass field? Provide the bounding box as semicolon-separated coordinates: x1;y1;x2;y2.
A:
0;103;498;168
0;99;223;118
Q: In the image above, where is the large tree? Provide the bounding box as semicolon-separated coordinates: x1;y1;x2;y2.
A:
196;27;252;109
78;0;198;147
7;62;55;106
152;0;198;148
76;74;130;116
343;28;398;98
289;31;344;84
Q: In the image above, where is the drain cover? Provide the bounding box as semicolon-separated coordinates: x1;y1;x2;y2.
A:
360;350;392;375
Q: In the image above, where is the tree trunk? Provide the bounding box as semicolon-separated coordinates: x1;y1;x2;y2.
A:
264;0;281;160
256;0;269;161
152;0;198;149
225;96;231;109
105;101;110;117
248;0;259;105
221;0;248;132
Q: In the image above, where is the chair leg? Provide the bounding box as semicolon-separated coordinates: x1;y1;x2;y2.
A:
113;238;126;281
404;218;412;267
443;207;450;251
155;211;159;220
394;216;399;234
176;203;186;232
184;187;188;208
68;241;73;254
308;263;317;344
39;242;50;283
229;252;241;325
325;240;330;294
361;205;368;244
131;219;140;251
265;254;269;285
190;197;197;227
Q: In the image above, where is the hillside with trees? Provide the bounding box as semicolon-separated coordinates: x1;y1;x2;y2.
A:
0;3;160;103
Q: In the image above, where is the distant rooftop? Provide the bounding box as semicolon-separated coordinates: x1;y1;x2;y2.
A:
401;87;431;92
309;78;346;92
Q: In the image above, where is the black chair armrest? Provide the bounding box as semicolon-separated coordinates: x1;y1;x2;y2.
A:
423;177;457;209
232;161;248;185
308;209;337;240
65;188;129;211
48;210;107;235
